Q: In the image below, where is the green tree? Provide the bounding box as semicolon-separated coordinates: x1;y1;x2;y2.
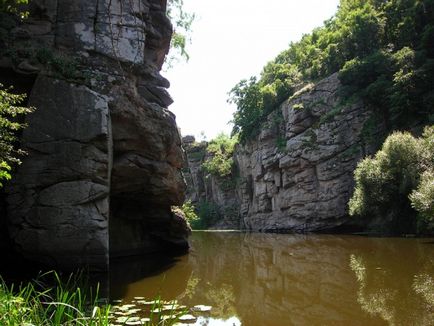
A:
349;127;434;234
0;84;33;187
165;0;195;68
230;0;434;143
202;133;237;177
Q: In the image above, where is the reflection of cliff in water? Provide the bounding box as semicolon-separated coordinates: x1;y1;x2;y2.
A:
108;233;434;325
183;233;434;326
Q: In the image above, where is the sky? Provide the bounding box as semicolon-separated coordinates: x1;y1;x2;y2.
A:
164;0;340;141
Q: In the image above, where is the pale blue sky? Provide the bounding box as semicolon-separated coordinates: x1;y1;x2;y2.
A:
164;0;340;140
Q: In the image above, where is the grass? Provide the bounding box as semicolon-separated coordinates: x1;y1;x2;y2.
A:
0;271;110;326
0;271;188;325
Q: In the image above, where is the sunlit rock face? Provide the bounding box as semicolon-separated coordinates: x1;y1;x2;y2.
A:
235;73;379;232
1;0;189;271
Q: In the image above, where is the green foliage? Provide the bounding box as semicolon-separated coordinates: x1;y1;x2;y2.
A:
202;133;237;178
0;0;28;16
230;0;434;142
0;271;188;325
178;200;198;225
349;127;434;234
0;84;33;187
0;271;110;325
176;200;221;230
190;201;220;230
165;0;195;68
410;170;434;222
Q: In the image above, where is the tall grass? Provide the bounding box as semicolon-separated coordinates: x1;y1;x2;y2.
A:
0;271;192;325
0;271;110;326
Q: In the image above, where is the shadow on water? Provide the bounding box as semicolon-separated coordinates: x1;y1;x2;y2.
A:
108;252;191;301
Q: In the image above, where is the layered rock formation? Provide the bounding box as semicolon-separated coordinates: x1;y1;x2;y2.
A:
182;137;240;229
185;74;378;231
236;74;376;231
0;0;189;271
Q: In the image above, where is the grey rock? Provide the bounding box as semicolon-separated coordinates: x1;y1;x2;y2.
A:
184;74;376;232
2;0;189;271
235;74;373;232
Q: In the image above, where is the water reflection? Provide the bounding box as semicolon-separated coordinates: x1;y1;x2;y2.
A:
109;232;434;325
350;246;434;325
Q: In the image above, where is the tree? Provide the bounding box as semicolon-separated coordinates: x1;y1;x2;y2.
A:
202;133;237;177
230;0;434;143
0;84;33;187
349;127;434;234
165;0;195;68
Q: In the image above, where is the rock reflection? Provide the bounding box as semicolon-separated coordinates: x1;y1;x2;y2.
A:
109;232;434;326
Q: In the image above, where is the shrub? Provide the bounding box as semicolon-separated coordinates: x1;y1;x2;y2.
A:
0;84;33;187
178;200;198;225
410;170;434;222
202;133;237;178
349;127;434;234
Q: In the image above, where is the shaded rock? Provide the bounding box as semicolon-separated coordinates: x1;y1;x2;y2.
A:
2;0;188;271
183;140;241;229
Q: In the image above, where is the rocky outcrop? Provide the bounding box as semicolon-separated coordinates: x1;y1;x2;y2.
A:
184;74;379;231
182;137;240;229
1;0;189;271
236;74;377;232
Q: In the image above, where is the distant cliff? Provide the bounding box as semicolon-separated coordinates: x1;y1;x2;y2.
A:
0;0;189;271
183;137;240;229
184;74;382;231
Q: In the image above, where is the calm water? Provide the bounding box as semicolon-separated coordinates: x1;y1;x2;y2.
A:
109;232;434;325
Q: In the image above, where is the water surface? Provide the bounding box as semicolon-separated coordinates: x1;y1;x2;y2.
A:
110;232;434;325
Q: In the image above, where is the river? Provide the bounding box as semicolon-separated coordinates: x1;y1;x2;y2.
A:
109;232;434;325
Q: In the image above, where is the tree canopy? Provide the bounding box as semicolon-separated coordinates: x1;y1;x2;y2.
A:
349;126;434;234
229;0;434;143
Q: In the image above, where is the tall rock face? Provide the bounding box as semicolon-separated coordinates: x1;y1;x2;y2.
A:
184;74;379;231
0;0;189;271
183;137;241;229
235;74;378;232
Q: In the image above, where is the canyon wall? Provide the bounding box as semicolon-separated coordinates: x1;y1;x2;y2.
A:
183;137;240;229
236;74;377;232
0;0;189;271
185;74;380;231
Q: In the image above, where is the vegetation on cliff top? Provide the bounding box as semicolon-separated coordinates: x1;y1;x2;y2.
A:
202;133;238;178
349;126;434;234
230;0;434;143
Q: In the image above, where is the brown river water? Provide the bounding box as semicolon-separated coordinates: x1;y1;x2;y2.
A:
108;232;434;326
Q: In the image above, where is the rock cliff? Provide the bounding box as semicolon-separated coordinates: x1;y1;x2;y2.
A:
185;74;379;231
182;137;240;229
0;0;189;271
236;74;377;232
